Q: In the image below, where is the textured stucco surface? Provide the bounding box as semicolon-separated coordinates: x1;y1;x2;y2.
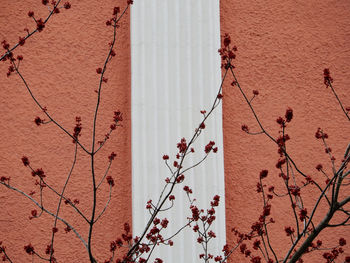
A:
221;0;350;261
0;1;131;261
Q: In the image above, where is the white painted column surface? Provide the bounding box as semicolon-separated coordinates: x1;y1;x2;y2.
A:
131;1;225;262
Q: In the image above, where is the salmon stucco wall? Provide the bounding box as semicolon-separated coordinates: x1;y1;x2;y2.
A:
0;1;131;261
221;0;350;262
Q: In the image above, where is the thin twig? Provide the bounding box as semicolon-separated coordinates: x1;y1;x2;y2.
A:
94;185;113;223
327;81;350;122
49;142;79;261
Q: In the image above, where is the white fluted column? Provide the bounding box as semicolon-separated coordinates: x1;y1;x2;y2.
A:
131;1;225;262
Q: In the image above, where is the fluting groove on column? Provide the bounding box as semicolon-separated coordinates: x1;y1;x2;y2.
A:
131;1;224;262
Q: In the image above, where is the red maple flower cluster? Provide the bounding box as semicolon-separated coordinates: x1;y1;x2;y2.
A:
113;6;120;15
36;18;45;32
204;141;217;154
45;244;54;255
218;33;237;69
183;185;192;194
31;168;46;179
72;116;82;143
0;176;10;183
315;127;328;139
299;208;307;221
289;185;301;196
110;111;123;130
108;152;117;161
275;158;286;169
310;239;323;250
110;237;123;252
106;176;115;187
316;164;323;171
241;124;249;133
284;226;295;236
259;170;268;179
34;116;44;126
22;156;30;166
29;209;38;220
323;68;333;88
2;40;9;50
276;107;294;128
177;137;187;154
24;244;35;255
64;2;71;9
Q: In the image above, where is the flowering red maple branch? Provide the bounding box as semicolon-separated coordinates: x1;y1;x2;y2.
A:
222;33;350;263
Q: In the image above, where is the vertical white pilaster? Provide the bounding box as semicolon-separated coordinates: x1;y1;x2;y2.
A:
131;1;225;262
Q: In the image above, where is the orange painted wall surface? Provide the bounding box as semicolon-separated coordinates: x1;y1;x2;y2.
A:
221;0;350;262
0;1;131;261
